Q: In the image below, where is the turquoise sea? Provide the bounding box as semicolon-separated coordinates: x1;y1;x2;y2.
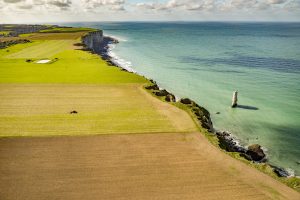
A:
66;22;300;175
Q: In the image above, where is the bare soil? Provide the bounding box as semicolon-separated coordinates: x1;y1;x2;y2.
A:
0;133;299;200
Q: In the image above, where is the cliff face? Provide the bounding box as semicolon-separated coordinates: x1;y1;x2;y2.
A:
82;30;104;53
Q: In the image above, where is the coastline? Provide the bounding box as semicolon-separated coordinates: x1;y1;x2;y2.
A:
82;31;300;187
1;24;300;198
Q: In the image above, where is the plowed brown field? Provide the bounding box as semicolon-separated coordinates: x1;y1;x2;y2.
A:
0;133;299;200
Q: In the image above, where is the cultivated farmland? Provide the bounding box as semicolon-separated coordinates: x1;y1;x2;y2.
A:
0;133;299;200
0;84;196;136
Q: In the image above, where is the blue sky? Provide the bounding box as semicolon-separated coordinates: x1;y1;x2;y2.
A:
1;0;300;23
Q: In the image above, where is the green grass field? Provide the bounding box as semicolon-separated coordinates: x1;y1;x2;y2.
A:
0;41;147;84
5;40;76;59
0;31;10;36
18;33;35;37
40;27;97;33
0;31;197;136
0;84;186;137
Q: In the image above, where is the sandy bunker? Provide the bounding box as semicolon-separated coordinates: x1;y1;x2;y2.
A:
36;59;51;64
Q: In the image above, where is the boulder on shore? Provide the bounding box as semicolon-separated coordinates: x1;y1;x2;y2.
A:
165;94;176;102
246;144;266;162
154;89;169;97
145;84;159;90
200;116;213;131
272;165;291;177
192;105;213;131
149;79;156;84
180;98;192;105
216;131;245;153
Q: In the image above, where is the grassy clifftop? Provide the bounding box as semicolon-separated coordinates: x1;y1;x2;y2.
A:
39;27;98;33
0;26;197;137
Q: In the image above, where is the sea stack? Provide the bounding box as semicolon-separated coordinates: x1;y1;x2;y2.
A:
231;91;238;108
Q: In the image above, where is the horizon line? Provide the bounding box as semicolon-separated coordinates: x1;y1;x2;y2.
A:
2;20;300;25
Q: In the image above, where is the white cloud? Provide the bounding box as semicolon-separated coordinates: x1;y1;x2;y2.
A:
33;0;45;5
48;0;72;8
268;0;286;4
185;0;215;11
82;0;125;10
135;2;168;10
134;0;230;12
134;0;296;12
3;0;22;3
166;0;184;9
109;4;124;10
284;0;300;10
0;0;299;22
17;3;33;9
135;0;191;11
0;0;72;11
135;2;155;10
232;0;256;8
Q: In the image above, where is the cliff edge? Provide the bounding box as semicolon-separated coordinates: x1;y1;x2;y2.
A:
82;30;104;53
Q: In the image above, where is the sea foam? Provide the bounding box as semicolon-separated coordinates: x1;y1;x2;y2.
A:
106;42;136;73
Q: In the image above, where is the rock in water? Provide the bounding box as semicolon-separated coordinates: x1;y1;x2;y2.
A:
231;91;238;108
246;144;266;161
272;166;291;177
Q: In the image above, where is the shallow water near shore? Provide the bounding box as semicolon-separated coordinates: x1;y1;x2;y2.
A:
65;22;300;175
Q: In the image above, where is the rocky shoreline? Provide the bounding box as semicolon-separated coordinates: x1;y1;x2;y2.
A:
216;130;295;177
81;31;295;178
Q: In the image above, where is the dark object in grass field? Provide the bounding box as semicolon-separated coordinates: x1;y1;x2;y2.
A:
26;59;32;63
70;110;78;114
74;43;84;46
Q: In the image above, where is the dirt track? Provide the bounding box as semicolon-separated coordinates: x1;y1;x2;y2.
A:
1;133;299;200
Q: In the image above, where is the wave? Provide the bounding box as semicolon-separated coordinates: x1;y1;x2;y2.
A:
106;43;136;73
